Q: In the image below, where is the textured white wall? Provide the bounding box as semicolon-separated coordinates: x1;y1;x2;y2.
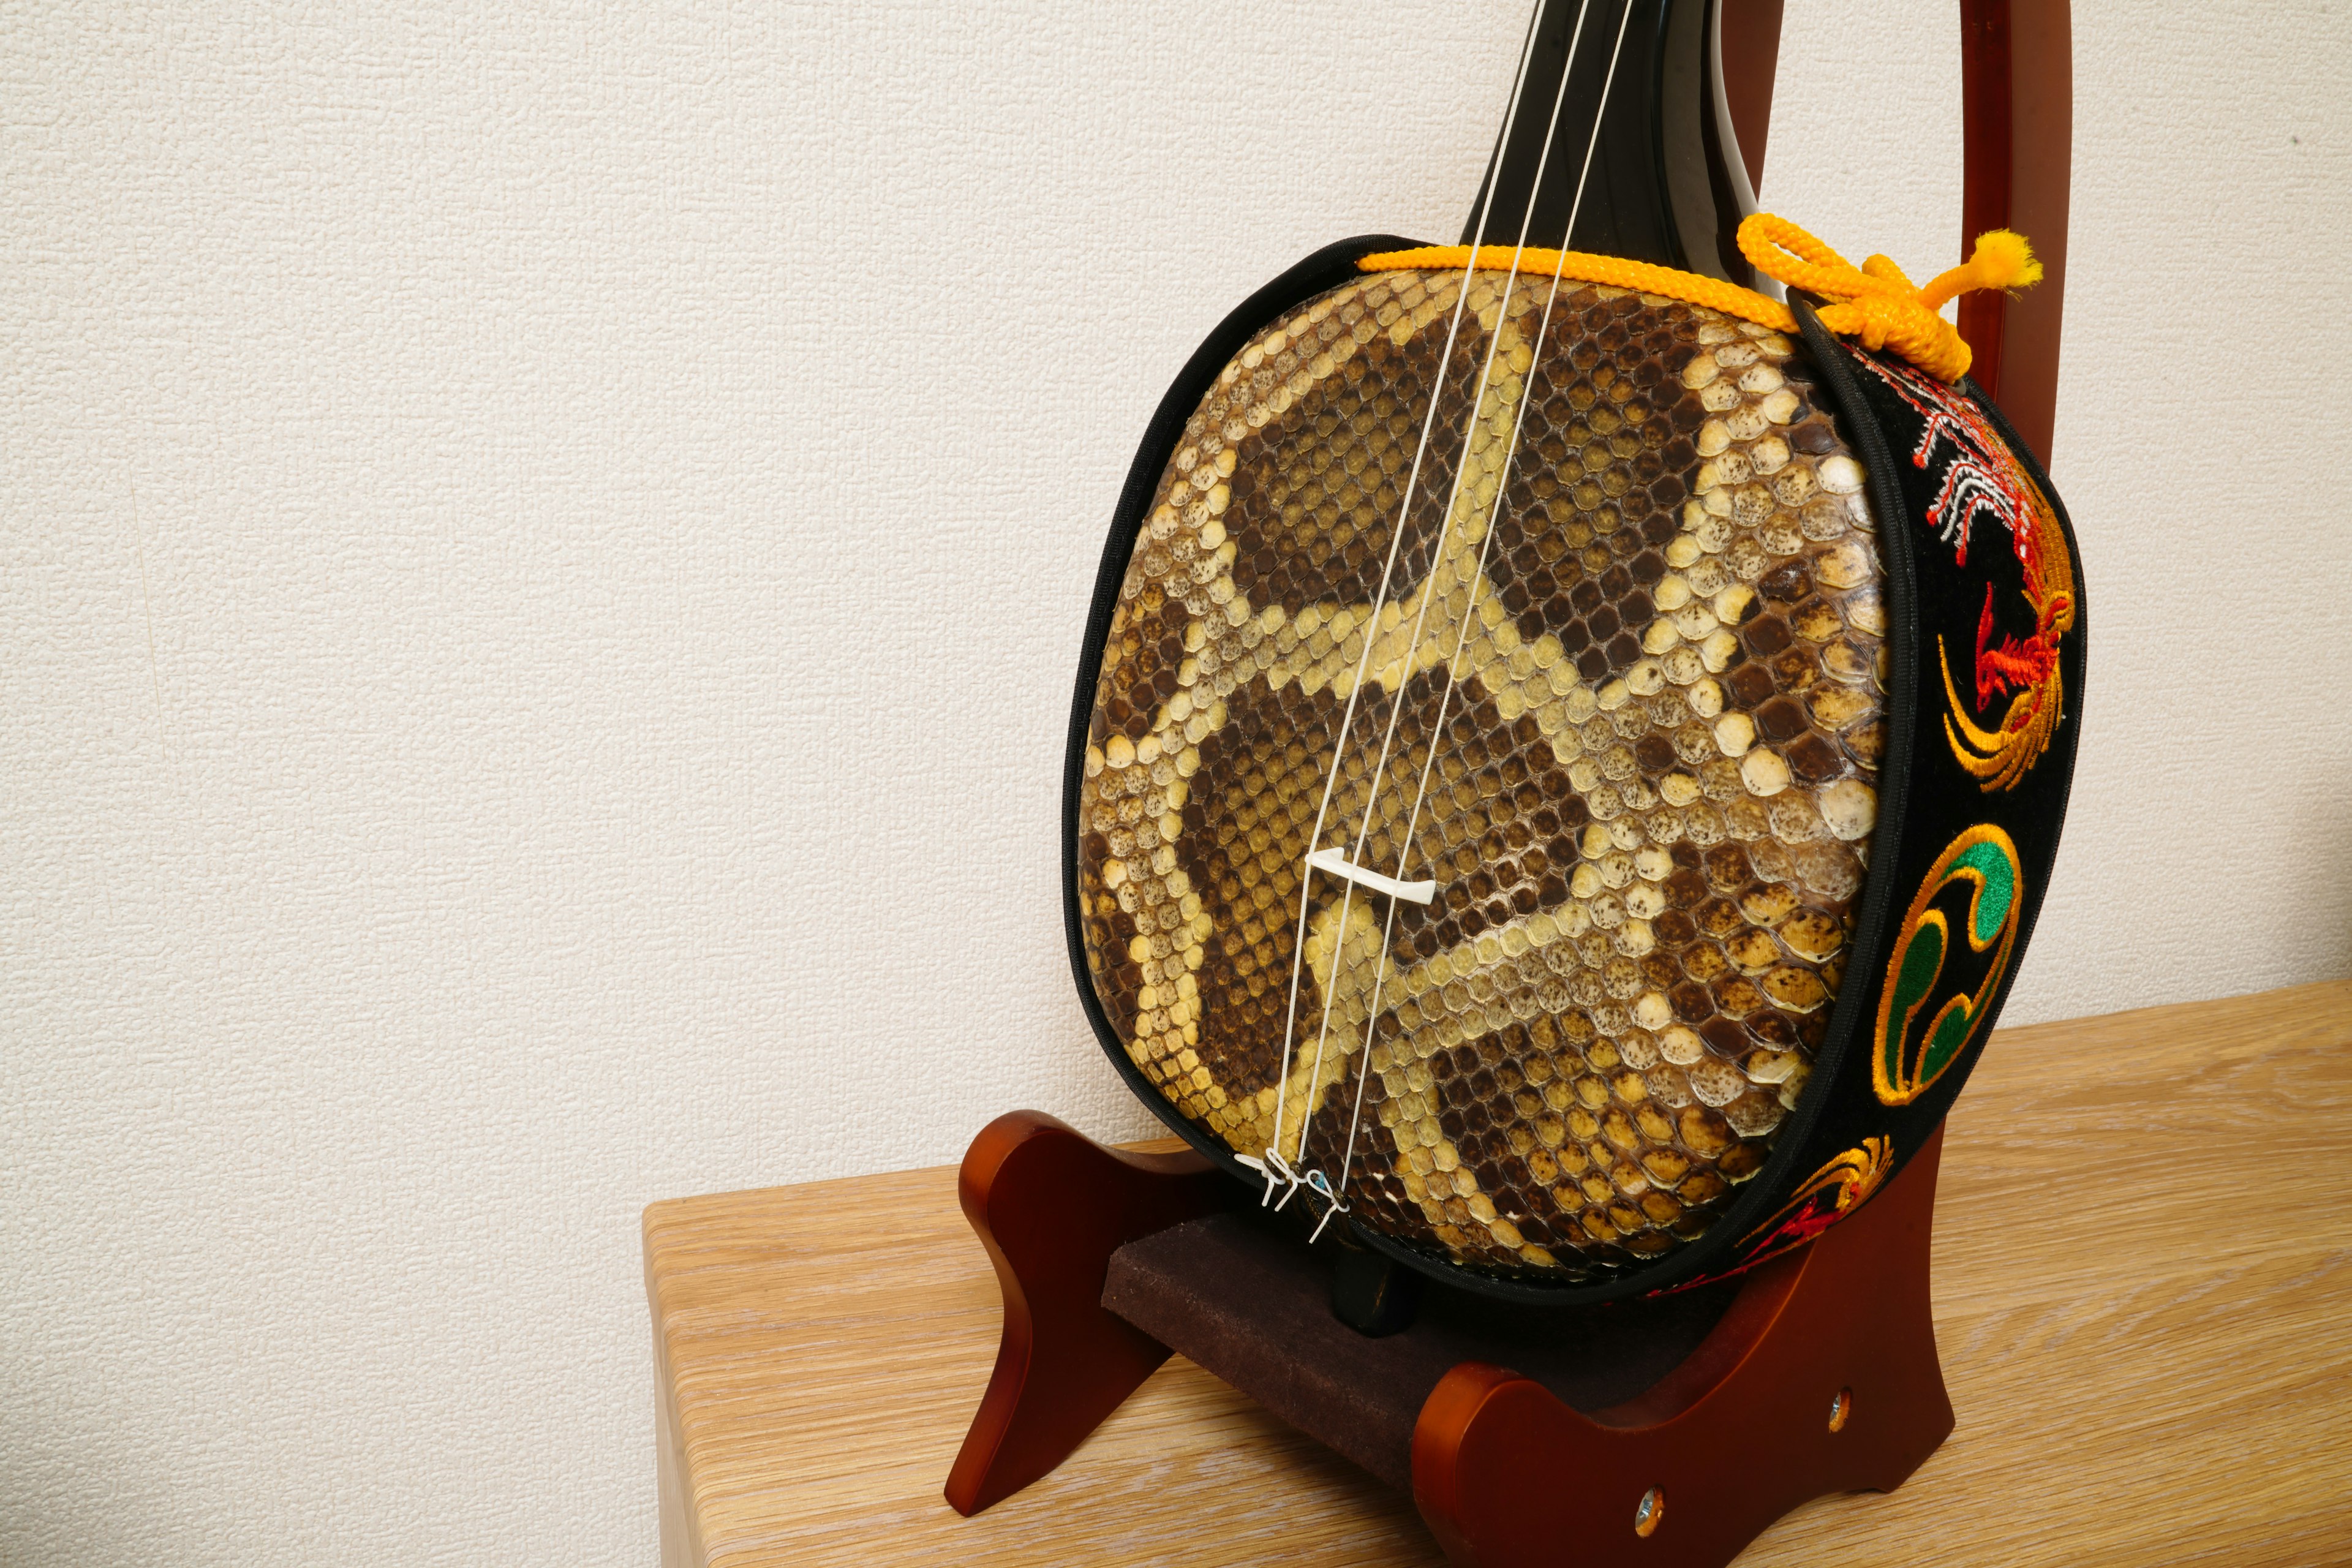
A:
4;2;2347;1563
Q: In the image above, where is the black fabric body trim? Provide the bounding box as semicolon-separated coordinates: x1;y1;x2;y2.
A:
1962;381;2089;967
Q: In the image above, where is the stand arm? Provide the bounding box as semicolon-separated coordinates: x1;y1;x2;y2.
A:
944;1112;1227;1516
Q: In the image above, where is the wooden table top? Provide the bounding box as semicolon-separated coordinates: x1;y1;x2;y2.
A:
643;982;2352;1567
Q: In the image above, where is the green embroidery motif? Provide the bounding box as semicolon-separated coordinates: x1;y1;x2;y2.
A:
1873;826;2024;1106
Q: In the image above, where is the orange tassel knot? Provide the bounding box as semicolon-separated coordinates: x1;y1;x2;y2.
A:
1737;214;2041;382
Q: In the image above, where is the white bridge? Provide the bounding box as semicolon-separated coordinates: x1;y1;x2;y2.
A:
1304;846;1437;906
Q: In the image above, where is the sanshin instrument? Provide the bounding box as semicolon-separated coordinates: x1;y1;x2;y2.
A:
1066;0;2082;1305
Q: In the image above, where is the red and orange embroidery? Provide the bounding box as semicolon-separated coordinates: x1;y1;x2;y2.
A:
1649;1137;1896;1295
1852;354;2076;793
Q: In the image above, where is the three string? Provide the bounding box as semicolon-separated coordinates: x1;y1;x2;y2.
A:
1287;0;1604;1231
1312;1;1640;1240
1256;0;1558;1208
1312;0;1638;1241
1262;0;1636;1241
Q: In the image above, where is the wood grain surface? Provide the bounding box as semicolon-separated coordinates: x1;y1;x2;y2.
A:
643;982;2352;1567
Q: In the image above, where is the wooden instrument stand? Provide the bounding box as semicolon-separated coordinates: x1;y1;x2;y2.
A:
945;1112;1952;1568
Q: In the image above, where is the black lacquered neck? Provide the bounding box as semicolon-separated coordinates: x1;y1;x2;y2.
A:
1463;0;1760;288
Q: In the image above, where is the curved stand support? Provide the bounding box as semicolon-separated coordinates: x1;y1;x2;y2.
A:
1411;1128;1951;1568
942;1111;1226;1517
1958;0;2071;467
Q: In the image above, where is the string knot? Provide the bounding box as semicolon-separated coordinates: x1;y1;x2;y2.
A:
1737;214;2042;383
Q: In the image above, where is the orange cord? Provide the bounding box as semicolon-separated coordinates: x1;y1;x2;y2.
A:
1358;214;2041;383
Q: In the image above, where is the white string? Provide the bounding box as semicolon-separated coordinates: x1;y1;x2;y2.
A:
1319;0;1639;1232
1288;0;1599;1205
1259;0;1561;1208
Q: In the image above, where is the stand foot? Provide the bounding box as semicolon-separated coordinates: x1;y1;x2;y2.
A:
943;1112;1228;1517
1412;1128;1952;1567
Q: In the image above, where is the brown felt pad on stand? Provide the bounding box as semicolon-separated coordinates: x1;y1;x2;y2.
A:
1103;1212;1736;1491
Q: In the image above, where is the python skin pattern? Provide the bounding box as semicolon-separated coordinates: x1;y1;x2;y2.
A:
1077;267;1890;1285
